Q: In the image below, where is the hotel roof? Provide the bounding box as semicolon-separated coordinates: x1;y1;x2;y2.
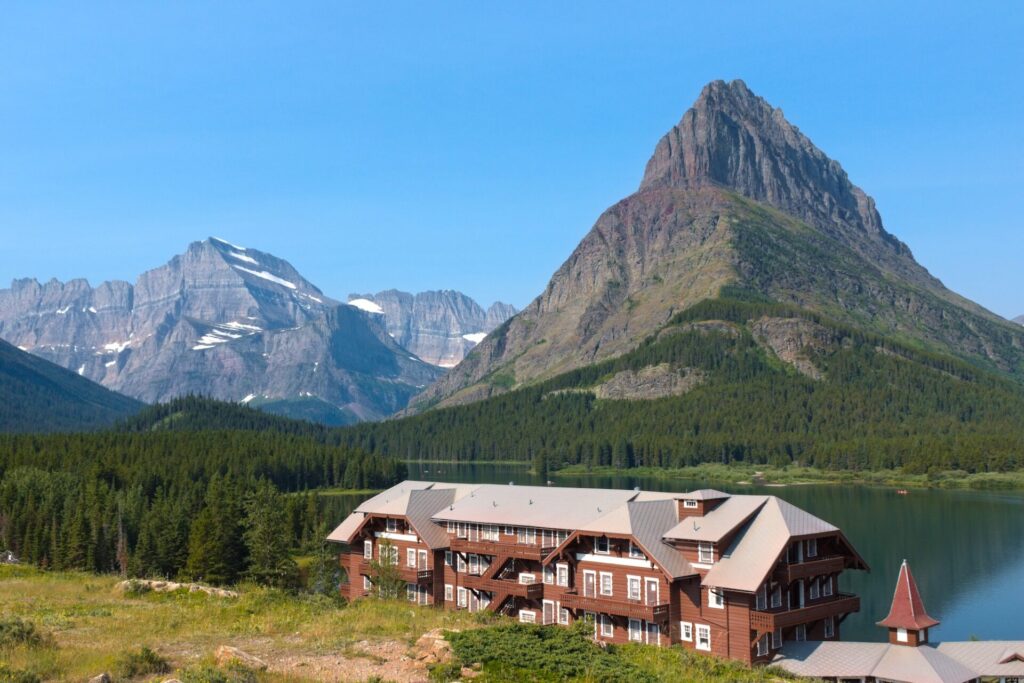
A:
663;494;768;543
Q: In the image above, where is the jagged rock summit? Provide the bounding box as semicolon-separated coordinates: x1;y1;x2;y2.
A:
413;80;1024;410
0;237;443;423
347;290;516;367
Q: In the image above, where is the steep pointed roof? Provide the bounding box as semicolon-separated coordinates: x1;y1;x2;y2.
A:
877;559;940;631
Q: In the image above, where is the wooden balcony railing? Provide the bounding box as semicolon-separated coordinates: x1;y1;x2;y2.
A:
777;556;846;584
355;559;432;584
750;593;859;633
451;538;555;561
463;574;544;599
560;591;671;622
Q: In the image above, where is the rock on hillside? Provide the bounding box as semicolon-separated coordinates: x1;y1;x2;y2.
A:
412;80;1024;410
348;290;516;367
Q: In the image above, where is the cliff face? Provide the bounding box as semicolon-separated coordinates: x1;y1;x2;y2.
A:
348;290;516;368
413;80;1024;410
0;238;442;421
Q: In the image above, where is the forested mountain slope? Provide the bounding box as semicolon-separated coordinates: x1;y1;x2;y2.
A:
0;337;141;432
413;80;1024;411
344;292;1024;475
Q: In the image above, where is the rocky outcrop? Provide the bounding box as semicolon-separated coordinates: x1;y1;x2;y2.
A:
593;364;705;400
0;238;443;421
349;290;516;368
214;646;268;671
749;317;837;380
413;80;1024;411
114;579;239;598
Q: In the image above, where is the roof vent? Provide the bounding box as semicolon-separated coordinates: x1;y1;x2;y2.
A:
634;487;640;492
492;501;497;507
508;481;514;486
529;499;534;505
597;507;602;513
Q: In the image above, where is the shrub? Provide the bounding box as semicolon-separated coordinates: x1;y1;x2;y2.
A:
0;618;45;649
179;663;257;683
116;646;171;678
0;666;40;683
427;661;462;682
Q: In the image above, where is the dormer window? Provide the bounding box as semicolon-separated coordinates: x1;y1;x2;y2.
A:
807;538;818;558
709;588;725;609
698;542;714;564
386;518;399;533
628;542;644;559
595;536;610;555
683;500;699;509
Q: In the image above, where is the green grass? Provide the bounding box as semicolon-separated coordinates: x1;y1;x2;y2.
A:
553;463;1024;490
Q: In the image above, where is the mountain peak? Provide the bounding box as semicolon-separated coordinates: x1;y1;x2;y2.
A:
640;79;910;261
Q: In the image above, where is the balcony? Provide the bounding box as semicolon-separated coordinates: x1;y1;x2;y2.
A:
560;591;671;622
750;593;859;633
777;556;846;584
463;574;544;599
451;538;555;561
356;560;432;585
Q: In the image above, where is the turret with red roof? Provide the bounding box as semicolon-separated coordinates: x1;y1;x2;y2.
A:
877;559;939;646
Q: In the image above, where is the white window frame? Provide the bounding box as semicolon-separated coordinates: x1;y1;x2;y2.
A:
823;575;834;596
517;527;536;544
386;518;399;533
645;577;660;605
363;539;373;559
709;587;725;609
796;624;807;642
628;542;644;559
595;536;610;555
599;571;613;596
446;521;455;533
469;553;480;575
362;575;371;592
628;618;643;642
807;538;817;558
542;599;556;625
407;548;417;568
543;565;554;585
756;583;767;610
406;583;417;602
824;616;835;638
696;624;711;651
519;610;536;624
445;550;453;566
582;569;597;598
771;583;783;608
698;542;714;564
445;584;453;601
756;634;768;657
558;605;569;625
680;621;693;642
896;627;908;643
518;572;537;585
627;575;641;601
504;525;514;536
456;523;467;538
809;578;820;600
456;554;467;573
772;627;782;649
556;563;569;587
599;614;613;637
457;587;467;608
683;499;699;509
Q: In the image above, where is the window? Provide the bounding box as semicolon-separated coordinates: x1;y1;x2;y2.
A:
406;583;417;602
457;523;467;538
543;565;554;585
386;518;399;533
629;542;644;559
457;587;467;608
599;614;614;637
445;584;453;601
756;634;768;657
407;548;417;567
809;578;820;600
595;536;610;554
362;575;371;592
487;525;500;541
896;627;908;643
517;527;536;544
795;624;807;642
696;624;711;651
519;610;536;624
709;588;724;609
628;618;643;642
445;551;453;566
558;606;570;625
824;617;835;638
456;554;467;572
823;576;833;597
627;576;641;601
556;563;569;587
756;584;767;611
684;499;699;508
806;538;817;558
599;571;613;596
446;521;454;533
698;542;714;564
469;553;480;575
771;583;783;608
363;540;373;560
518;572;536;585
772;627;782;649
504;526;514;536
680;621;693;642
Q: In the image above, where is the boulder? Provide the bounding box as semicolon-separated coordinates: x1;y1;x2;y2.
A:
214;645;268;671
88;674;110;683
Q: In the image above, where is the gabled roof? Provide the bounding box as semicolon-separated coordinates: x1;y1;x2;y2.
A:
676;488;731;501
775;641;978;683
431;484;644;530
702;496;846;592
935;641;1024;677
878;560;940;631
579;499;693;579
663;495;767;543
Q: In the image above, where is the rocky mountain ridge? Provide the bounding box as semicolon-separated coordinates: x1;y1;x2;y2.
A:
412;80;1024;410
347;290;516;367
0;238;442;422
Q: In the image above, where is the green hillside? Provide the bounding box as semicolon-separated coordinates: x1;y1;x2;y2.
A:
0;338;142;433
340;292;1024;476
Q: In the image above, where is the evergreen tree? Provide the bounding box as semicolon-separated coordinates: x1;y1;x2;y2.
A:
242;480;299;589
184;476;245;585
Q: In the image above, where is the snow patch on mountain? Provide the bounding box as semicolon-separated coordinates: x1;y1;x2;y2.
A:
212;236;247;251
348;298;384;314
231;265;297;290
229;251;258;265
462;332;487;344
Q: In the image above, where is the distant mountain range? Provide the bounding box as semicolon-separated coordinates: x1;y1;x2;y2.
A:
1015;315;1024;325
0;337;141;432
347;290;515;367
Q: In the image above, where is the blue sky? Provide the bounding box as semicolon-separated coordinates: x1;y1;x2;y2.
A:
1;2;1021;315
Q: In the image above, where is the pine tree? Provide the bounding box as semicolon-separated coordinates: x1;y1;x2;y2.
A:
242;480;298;589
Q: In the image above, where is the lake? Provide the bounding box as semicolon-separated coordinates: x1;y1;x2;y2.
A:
325;461;1024;643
